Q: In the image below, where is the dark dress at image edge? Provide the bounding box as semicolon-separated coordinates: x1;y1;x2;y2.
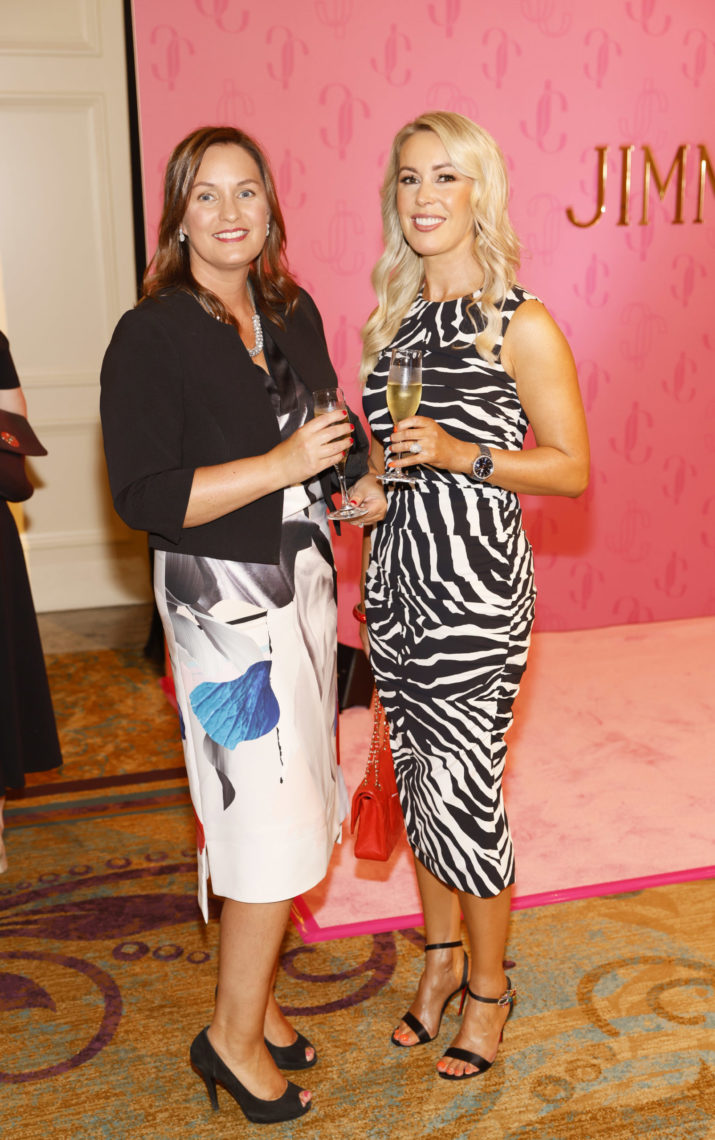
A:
0;332;62;793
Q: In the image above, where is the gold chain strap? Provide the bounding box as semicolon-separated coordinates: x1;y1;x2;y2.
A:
360;692;387;790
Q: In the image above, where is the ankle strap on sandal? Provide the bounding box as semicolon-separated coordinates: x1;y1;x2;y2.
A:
467;979;516;1008
424;940;462;952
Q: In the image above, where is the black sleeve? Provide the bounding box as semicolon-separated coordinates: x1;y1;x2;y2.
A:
99;308;196;544
0;332;21;390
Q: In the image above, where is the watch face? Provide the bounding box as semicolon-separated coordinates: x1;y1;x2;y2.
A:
473;455;494;480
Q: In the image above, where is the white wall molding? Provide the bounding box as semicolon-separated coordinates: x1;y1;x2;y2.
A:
19;370;99;389
30;416;99;433
0;0;100;56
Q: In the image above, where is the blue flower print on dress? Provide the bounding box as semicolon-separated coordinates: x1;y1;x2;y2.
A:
189;660;280;749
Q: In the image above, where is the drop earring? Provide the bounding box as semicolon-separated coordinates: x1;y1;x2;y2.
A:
265;220;271;237
179;229;186;243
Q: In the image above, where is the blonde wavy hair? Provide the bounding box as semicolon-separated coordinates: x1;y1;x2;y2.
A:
360;111;521;382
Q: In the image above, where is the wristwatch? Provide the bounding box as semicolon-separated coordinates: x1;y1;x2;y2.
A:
472;443;494;481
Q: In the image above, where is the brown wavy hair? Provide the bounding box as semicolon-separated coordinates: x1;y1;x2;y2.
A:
142;125;299;325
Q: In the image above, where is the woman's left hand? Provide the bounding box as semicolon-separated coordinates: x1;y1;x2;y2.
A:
346;473;387;525
389;416;456;471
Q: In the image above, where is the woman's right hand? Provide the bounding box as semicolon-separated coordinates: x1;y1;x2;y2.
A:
274;409;351;485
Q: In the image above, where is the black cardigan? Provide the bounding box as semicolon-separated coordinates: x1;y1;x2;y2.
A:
100;288;368;563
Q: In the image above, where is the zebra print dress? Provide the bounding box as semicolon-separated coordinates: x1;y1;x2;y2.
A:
362;288;537;897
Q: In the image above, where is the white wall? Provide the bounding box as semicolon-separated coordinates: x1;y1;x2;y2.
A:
0;0;151;610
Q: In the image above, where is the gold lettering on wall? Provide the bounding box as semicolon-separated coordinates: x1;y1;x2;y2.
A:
696;145;715;224
618;145;633;226
567;145;713;226
641;145;687;224
566;146;608;228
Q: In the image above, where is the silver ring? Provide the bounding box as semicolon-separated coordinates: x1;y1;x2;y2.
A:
409;442;422;455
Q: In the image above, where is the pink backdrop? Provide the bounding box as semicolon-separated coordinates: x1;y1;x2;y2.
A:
131;0;715;646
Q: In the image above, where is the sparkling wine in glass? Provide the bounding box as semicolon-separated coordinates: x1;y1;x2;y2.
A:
378;347;423;486
312;387;368;521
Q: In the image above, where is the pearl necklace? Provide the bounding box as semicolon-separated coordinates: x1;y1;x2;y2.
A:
246;285;263;358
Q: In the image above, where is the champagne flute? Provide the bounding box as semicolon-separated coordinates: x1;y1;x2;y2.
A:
378;347;423;486
313;387;368;521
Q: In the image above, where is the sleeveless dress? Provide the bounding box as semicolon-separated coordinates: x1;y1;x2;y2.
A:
154;338;346;919
362;288;537;898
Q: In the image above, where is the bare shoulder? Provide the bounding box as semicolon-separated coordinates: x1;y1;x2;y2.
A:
501;298;574;380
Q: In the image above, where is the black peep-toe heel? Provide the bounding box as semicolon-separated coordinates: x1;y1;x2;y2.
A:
190;1027;311;1124
391;940;469;1047
438;977;516;1080
265;1031;317;1070
213;983;317;1071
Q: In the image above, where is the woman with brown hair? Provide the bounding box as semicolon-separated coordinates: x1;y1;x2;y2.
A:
101;125;384;1124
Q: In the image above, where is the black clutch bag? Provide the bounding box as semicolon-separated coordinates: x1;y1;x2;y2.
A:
0;408;48;502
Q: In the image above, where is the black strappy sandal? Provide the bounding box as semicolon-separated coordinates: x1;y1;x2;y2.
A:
391;940;469;1047
437;977;516;1080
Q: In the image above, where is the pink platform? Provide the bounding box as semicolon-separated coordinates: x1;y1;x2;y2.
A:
295;616;715;942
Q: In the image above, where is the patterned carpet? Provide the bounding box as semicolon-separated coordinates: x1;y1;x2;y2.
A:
1;649;713;1138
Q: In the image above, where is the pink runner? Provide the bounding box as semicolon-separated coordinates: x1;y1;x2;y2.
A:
296;617;715;942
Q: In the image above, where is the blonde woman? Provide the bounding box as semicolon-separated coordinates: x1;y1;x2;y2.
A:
359;112;589;1080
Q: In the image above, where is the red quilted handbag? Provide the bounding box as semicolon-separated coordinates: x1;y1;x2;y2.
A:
350;690;404;861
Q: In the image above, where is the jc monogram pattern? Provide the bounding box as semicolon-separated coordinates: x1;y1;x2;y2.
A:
133;0;714;633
